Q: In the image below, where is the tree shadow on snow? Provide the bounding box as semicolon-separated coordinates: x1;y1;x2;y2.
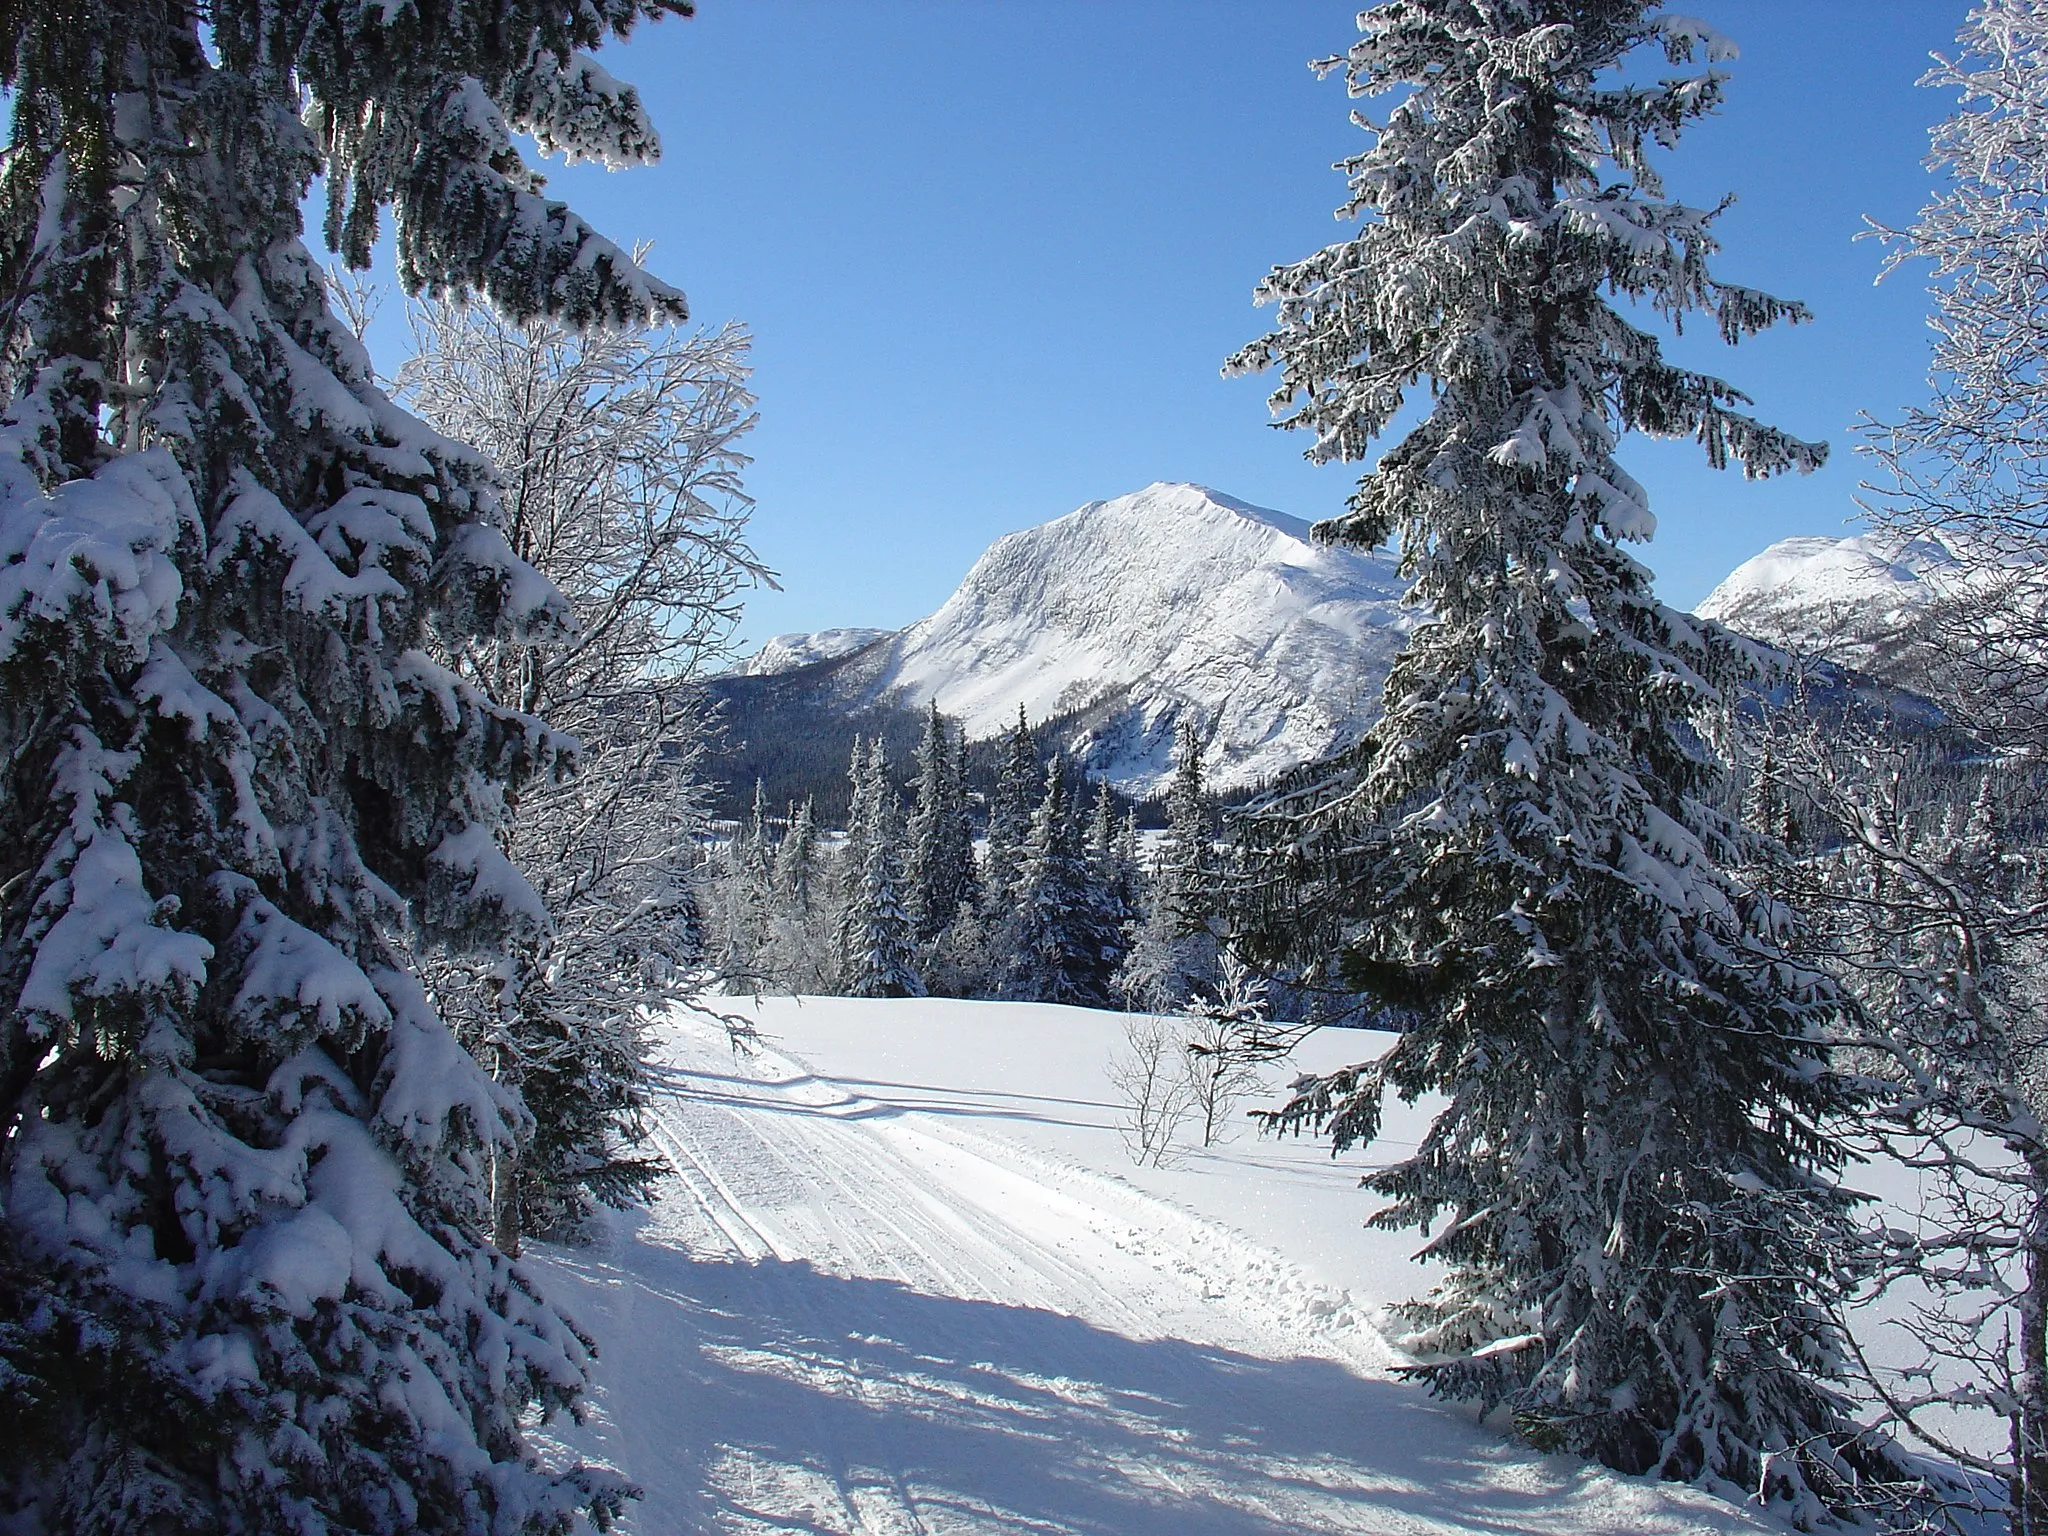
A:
530;1213;1761;1536
645;1062;1119;1136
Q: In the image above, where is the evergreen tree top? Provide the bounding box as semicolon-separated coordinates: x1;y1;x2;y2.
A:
1229;0;1823;570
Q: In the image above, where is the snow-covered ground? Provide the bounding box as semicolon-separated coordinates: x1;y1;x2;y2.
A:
527;996;1791;1534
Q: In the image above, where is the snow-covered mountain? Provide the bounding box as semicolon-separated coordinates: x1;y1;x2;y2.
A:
733;482;1415;797
731;626;892;677
1695;531;1966;674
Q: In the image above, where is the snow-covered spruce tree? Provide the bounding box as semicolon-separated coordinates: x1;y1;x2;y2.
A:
1001;757;1121;1006
712;781;777;995
767;797;836;993
0;0;687;1524
905;701;975;947
1117;713;1219;1012
982;705;1038;919
839;739;921;1000
395;295;764;1245
828;732;876;988
1086;779;1144;947
1227;4;1894;1519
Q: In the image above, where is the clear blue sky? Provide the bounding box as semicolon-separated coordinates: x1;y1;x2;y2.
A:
366;2;1974;648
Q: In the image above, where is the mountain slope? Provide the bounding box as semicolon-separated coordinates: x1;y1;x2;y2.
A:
728;483;1415;797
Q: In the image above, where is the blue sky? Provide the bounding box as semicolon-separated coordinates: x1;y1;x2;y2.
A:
373;2;1974;648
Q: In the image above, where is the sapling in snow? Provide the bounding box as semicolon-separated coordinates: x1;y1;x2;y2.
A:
1108;1013;1199;1169
1180;953;1278;1149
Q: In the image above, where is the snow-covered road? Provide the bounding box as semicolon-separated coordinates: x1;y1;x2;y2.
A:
530;1001;1777;1535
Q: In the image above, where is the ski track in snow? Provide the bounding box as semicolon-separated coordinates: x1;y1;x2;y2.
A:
529;1009;1773;1535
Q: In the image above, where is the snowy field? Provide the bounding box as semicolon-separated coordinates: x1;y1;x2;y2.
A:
524;996;1801;1534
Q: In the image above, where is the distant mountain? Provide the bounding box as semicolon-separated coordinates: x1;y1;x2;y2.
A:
1695;531;1967;680
731;627;893;678
720;483;1417;800
711;507;1983;822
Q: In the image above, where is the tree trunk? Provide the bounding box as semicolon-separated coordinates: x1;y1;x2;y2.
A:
2018;1162;2048;1536
489;1142;524;1260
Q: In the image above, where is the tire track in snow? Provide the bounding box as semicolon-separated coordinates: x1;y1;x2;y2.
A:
636;1023;1387;1533
530;1011;1779;1536
648;1032;1181;1338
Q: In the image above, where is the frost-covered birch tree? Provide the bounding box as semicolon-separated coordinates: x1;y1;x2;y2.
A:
1821;11;2048;1520
1864;0;2048;758
0;0;691;1524
395;296;765;1247
1228;3;1894;1519
1753;706;2048;1535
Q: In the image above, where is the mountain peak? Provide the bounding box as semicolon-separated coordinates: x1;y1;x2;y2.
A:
1696;531;1962;671
722;485;1416;797
1047;481;1318;545
866;485;1412;794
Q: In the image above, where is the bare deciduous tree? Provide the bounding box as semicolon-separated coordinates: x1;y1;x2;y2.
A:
1863;0;2048;755
1840;8;2048;1526
396;296;771;1245
1109;1013;1198;1168
1750;689;2048;1533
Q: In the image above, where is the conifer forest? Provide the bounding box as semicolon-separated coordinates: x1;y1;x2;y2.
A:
8;3;2048;1535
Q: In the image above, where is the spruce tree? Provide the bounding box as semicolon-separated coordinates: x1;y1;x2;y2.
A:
906;702;974;945
839;734;877;882
831;734;876;987
1004;758;1120;1006
1087;781;1142;938
1161;714;1213;932
982;705;1038;915
775;798;821;916
714;779;776;993
766;797;834;994
839;740;921;999
1118;714;1220;1011
1229;4;1891;1519
0;0;680;1521
949;719;981;911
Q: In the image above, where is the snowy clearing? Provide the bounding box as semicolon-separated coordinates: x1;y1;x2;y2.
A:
527;996;1786;1534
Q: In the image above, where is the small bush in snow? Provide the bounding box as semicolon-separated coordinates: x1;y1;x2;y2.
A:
1109;1014;1199;1168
